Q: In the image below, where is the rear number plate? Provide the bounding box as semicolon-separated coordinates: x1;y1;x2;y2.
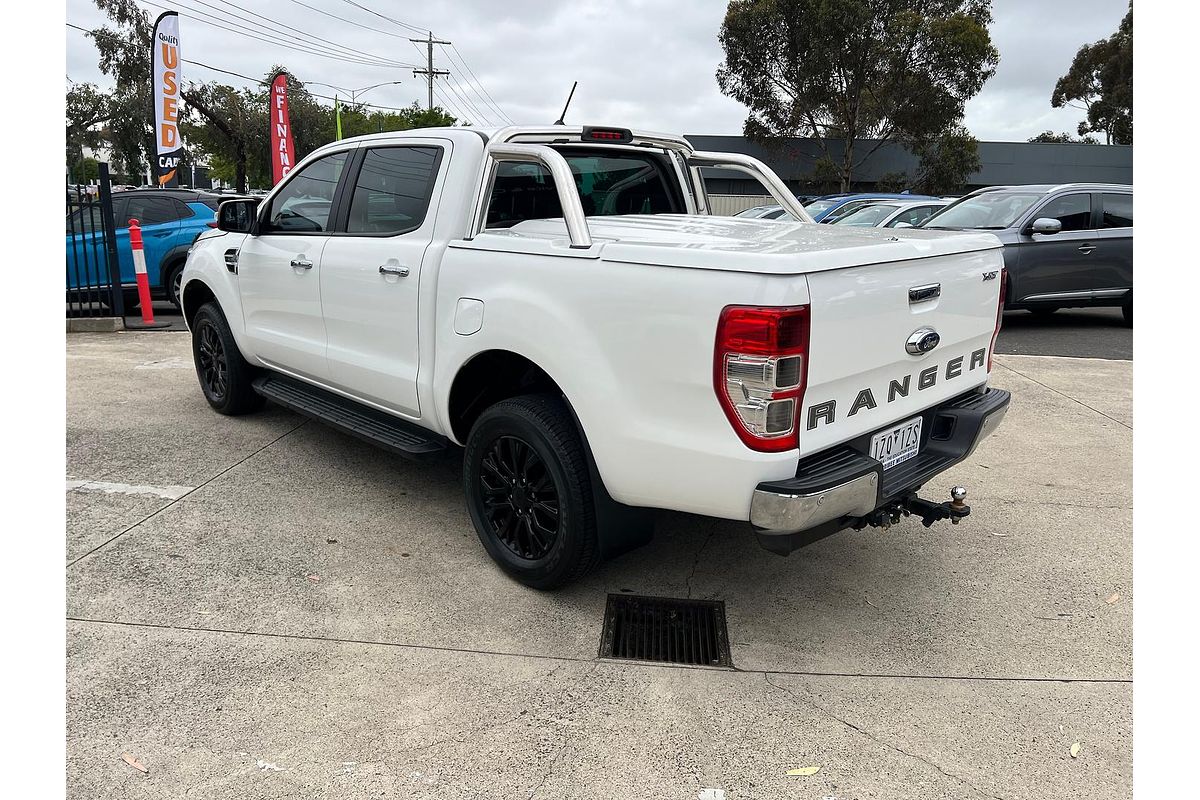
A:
870;416;922;469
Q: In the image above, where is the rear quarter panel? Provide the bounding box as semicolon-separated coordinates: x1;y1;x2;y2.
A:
432;243;805;520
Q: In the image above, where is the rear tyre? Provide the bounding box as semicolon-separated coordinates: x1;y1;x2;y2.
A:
1122;296;1132;326
165;262;185;309
463;394;600;589
191;302;264;415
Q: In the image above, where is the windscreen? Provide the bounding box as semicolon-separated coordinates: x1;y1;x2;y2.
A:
486;147;683;228
924;191;1044;230
832;203;899;226
803;198;839;216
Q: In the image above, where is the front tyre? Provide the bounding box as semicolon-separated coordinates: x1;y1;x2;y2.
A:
191;302;264;415
463;395;600;589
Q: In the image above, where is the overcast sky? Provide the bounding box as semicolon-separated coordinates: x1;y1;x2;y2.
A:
65;0;1130;142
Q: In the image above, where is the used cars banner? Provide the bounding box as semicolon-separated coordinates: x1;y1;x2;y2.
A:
270;72;297;186
152;11;182;187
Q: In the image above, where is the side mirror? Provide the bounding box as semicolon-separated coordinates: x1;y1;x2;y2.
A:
217;199;259;233
893;222;914;229
1029;217;1062;235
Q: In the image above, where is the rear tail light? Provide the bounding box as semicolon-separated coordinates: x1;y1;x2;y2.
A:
714;305;810;452
988;268;1007;371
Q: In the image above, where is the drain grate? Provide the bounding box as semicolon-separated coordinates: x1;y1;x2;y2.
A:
598;594;732;667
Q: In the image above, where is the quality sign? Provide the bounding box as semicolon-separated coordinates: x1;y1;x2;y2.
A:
152;11;182;187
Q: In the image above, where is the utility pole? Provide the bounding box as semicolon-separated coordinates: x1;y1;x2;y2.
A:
410;32;450;111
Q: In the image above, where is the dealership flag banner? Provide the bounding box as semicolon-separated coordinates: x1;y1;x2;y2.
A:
270;72;297;185
152;11;182;187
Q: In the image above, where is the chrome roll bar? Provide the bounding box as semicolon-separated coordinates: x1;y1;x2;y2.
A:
468;142;593;249
688;151;815;223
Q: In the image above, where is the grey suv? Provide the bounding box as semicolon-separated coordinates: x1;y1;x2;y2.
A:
922;184;1133;324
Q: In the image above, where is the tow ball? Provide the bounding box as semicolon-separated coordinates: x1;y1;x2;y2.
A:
856;486;971;530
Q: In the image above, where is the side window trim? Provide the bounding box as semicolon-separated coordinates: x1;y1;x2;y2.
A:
258;146;358;236
336;143;447;238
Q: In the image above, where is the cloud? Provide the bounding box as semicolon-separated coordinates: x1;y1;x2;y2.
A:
66;0;1130;142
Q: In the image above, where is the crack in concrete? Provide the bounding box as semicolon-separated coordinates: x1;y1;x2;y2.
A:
994;361;1130;430
67;419;310;568
527;662;601;799
685;530;717;599
763;674;1007;800
66;617;1132;684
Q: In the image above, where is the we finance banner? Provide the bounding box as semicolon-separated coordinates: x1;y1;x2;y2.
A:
269;72;297;185
152;11;182;187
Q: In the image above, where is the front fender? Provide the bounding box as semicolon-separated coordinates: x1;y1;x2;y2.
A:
181;232;250;352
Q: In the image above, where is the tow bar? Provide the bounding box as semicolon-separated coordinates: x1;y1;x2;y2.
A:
854;486;971;531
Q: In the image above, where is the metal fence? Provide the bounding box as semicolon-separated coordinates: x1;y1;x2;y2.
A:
66;163;124;318
706;194;775;216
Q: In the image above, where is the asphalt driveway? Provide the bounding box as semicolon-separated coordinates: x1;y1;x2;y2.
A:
66;331;1132;799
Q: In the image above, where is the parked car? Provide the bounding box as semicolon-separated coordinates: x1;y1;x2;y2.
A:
65;188;229;309
734;204;791;220
920;183;1133;324
804;192;942;223
183;124;1009;588
831;199;950;228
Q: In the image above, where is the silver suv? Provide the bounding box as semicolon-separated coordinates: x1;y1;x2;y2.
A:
922;184;1133;325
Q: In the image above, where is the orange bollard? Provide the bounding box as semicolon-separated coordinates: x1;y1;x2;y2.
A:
128;219;156;324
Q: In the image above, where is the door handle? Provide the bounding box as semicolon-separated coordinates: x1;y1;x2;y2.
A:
1077;244;1095;254
379;264;410;277
290;258;313;269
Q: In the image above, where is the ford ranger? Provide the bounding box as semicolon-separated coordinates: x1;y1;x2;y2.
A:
181;125;1010;589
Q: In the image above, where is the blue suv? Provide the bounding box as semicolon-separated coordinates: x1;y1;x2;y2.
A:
804;192;942;223
66;189;226;310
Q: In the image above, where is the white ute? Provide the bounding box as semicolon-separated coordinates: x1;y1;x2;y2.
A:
182;125;1010;588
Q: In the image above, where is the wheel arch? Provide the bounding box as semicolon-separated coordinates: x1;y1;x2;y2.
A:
446;349;567;445
181;278;218;330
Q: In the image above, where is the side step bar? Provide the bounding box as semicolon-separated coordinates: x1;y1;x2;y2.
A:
252;374;447;458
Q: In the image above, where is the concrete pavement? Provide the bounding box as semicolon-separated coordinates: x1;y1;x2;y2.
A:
66;331;1132;799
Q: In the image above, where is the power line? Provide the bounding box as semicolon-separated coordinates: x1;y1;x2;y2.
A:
130;0;414;70
285;0;411;41
180;0;418;69
67;24;420;115
340;0;429;36
442;44;515;125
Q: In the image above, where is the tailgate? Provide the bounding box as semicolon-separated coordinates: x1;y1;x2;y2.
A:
799;248;1005;455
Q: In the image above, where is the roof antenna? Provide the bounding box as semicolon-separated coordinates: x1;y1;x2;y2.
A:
553;81;578;126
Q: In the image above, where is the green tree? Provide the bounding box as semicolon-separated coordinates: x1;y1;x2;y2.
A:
66;81;112;168
1027;130;1099;144
1051;3;1132;144
718;0;998;192
910;124;980;195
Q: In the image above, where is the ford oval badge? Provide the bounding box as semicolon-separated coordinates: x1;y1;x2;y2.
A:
905;327;941;356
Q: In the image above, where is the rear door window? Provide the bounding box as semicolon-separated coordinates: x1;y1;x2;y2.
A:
1036;193;1093;232
345;146;441;235
1101;193;1132;228
125;196;182;227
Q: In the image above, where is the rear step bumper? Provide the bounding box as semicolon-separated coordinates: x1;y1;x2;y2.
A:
749;387;1010;554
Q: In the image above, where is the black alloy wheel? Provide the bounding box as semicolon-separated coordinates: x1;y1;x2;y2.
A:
196;319;228;402
479;435;561;560
190;301;263;415
463;394;600;589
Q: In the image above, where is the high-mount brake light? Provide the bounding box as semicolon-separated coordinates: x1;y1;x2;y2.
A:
988;268;1007;372
714;305;810;452
581;126;633;144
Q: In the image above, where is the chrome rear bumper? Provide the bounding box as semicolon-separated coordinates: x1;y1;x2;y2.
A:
749;387;1011;553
